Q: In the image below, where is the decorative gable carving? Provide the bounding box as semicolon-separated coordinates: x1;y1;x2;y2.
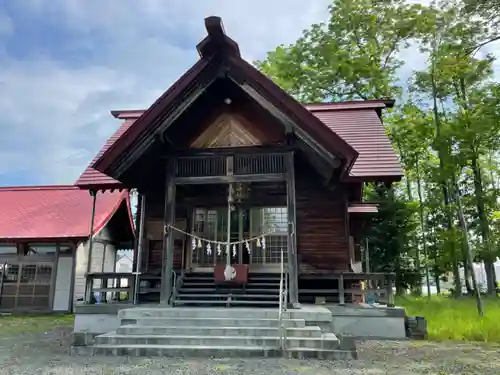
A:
190;113;263;148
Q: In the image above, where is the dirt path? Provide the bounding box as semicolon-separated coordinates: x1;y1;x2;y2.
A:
0;319;498;374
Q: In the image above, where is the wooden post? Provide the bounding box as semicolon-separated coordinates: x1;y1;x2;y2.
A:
133;193;146;305
84;190;97;304
386;274;395;307
285;152;299;307
132;191;142;273
161;158;177;305
339;274;345;305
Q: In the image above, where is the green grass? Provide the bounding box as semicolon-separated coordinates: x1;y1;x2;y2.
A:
0;314;74;336
397;295;500;343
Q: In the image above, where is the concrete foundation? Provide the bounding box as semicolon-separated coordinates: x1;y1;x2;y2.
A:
327;304;407;340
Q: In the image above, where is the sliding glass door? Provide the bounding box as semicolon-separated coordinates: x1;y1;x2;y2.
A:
190;206;288;270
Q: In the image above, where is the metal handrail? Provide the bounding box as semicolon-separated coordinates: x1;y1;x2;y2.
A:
169;269;177;306
277;247;287;350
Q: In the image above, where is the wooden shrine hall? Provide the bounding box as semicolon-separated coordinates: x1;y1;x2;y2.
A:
75;16;403;309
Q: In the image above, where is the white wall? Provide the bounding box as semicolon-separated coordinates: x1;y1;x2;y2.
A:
53;255;73;311
115;256;133;287
73;225;118;301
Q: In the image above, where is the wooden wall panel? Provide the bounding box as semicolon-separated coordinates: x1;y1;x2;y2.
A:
295;162;350;272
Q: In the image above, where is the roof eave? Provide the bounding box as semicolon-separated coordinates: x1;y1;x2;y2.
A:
75;181;127;191
342;173;404;183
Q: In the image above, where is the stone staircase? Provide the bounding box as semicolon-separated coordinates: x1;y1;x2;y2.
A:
91;307;356;359
174;272;282;307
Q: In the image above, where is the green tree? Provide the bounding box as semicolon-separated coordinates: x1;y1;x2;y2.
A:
365;184;420;293
255;0;428;101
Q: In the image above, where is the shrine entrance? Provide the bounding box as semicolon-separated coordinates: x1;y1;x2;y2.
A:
188;206;288;272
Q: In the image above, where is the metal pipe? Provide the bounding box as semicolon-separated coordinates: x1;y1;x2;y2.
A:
84;190;97;303
225;184;232;279
133;193;146;305
278;247;284;349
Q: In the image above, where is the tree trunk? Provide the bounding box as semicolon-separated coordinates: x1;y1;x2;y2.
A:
415;160;432;298
405;176;422;295
462;248;473;295
452;177;484;316
434;272;441;294
471;153;497;295
431;72;461;297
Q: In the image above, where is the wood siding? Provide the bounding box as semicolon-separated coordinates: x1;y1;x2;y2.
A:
295;160;350;272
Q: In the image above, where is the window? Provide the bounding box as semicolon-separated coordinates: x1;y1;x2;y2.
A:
25;244;57;256
250;207;288;264
0;244;17;255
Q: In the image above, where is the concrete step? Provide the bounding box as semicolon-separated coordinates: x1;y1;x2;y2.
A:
178;288;279;295
173;300;279;307
95;333;340;349
91;344;354;359
119;307;333;321
176;294;278;300
127;317;306;328
116;325;321;337
182;282;279;288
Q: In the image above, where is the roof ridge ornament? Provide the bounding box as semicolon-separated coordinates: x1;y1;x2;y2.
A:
196;16;241;59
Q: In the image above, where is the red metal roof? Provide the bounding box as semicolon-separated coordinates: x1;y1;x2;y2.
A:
76;101;402;188
0;185;133;240
309;107;403;180
75;119;136;187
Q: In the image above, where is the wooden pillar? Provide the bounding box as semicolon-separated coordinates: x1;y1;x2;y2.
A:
161;158;177;305
285;152;300;307
133;193;146;305
132;191;142;272
84;190;97;304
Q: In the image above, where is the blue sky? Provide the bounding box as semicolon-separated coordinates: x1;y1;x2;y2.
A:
0;0;498;186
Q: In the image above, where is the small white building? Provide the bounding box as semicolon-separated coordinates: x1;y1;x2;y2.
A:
0;185;135;312
115;253;133;287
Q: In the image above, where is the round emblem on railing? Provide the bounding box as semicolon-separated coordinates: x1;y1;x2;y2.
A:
224;265;236;281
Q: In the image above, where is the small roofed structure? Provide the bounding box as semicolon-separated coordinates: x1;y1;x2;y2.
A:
0;185;134;312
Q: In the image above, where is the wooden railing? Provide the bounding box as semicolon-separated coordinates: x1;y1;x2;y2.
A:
300;272;395;306
84;272;135;304
176;152;286;178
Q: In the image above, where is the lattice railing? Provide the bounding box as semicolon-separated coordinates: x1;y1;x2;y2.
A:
176;153;285;178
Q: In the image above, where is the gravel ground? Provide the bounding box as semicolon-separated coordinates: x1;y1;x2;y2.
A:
0;326;499;374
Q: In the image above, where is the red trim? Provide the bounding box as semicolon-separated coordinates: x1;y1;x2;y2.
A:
0;236;87;242
0;184;79;192
304;99;395;111
124;193;135;235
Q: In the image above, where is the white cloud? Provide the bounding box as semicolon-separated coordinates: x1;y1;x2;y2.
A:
0;0;498;186
0;0;333;185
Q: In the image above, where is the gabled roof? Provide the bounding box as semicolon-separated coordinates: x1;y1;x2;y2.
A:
0;185;133;241
90;16;358;181
309;105;403;180
75;99;402;187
